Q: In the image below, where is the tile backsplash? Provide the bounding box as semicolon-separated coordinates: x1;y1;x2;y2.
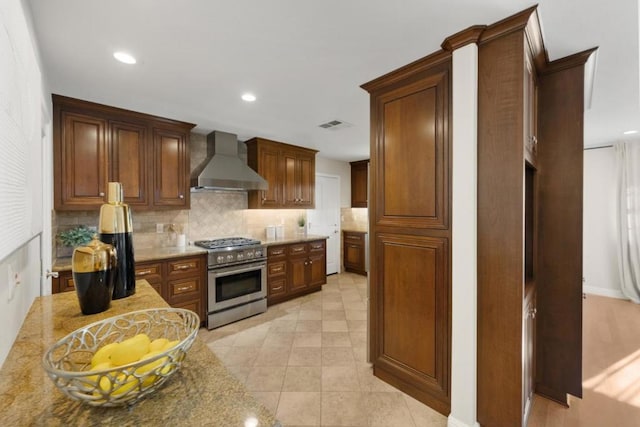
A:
341;207;368;232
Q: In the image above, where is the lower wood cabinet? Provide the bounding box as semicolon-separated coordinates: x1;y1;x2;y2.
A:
52;253;207;323
343;231;367;275
267;239;326;305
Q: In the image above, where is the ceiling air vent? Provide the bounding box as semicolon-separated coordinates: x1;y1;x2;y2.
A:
318;119;352;131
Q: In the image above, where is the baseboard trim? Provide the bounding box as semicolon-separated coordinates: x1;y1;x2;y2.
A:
584;286;627;300
447;415;480;427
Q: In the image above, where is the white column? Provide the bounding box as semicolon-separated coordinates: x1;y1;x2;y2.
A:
448;43;480;427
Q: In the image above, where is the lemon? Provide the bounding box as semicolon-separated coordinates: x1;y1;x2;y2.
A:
111;375;138;396
109;334;151;366
149;338;169;352
137;351;167;374
91;342;119;368
163;340;180;351
85;361;113;385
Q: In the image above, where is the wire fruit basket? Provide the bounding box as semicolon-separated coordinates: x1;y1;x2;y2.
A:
42;308;199;407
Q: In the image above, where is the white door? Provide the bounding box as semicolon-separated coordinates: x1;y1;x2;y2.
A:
307;174;340;275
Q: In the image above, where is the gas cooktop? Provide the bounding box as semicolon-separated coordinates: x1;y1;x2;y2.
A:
194;237;262;250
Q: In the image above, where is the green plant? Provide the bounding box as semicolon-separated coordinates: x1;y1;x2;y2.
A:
297;216;306;227
58;226;94;247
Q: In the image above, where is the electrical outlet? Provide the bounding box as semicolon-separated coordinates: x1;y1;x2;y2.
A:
156;223;163;233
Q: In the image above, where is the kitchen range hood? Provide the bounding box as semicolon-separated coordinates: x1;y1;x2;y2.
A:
191;131;268;191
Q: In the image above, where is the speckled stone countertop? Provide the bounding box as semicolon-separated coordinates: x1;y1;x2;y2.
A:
53;246;208;272
0;281;279;427
53;236;328;271
259;233;328;246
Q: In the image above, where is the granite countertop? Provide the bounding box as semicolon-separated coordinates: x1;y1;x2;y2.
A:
53;235;329;272
53;246;208;272
0;281;279;427
259;233;328;246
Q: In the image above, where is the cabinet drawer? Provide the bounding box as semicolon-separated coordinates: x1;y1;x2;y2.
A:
268;261;287;276
309;240;326;252
167;257;202;276
344;233;364;243
135;262;162;278
268;277;287;296
167;276;202;301
288;243;308;256
268;245;287;258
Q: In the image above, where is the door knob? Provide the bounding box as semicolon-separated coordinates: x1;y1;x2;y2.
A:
46;270;59;279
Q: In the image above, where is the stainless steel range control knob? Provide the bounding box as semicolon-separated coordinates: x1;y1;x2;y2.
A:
216;255;225;263
246;251;254;258
255;250;263;257
226;254;234;262
237;253;244;260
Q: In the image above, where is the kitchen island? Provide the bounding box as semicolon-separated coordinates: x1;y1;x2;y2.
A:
0;280;279;426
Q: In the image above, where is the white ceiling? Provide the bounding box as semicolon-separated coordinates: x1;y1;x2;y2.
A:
27;0;639;161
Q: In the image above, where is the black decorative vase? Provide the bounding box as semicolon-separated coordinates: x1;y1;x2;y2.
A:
72;236;117;315
99;182;136;299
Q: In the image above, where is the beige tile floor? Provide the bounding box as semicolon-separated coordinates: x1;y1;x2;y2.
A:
199;272;447;427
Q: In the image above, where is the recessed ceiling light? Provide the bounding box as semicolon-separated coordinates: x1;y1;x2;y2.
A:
623;130;638;135
113;51;136;64
241;93;256;102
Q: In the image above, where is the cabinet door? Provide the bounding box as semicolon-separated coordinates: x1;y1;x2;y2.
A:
345;243;363;270
52;270;75;293
297;153;315;208
283;152;298;206
351;161;369;208
111;121;150;207
55;111;108;209
524;54;538;165
288;256;308;292
258;145;282;207
308;252;326;287
523;289;536;424
153;128;189;208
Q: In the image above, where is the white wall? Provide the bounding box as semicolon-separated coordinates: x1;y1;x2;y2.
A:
315;156;352;207
449;44;479;427
583;147;622;298
0;0;47;367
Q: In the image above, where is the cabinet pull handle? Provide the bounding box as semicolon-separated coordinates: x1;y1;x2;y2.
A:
175;264;191;270
179;194;184;199
272;286;284;291
273;266;282;272
177;285;193;292
136;269;152;276
99;192;105;197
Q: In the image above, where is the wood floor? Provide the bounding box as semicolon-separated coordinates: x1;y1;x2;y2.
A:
529;294;640;427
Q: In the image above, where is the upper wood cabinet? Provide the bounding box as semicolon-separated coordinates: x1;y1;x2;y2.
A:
246;137;318;209
53;95;195;211
152;127;190;208
350;160;369;208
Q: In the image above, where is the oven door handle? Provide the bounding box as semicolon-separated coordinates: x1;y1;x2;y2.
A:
211;262;266;278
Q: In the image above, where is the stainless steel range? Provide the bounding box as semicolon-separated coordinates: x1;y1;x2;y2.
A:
194;237;267;329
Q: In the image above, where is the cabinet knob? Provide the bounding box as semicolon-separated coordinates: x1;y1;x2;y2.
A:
99;192;105;197
179;194;184;199
304;261;308;266
309;260;313;265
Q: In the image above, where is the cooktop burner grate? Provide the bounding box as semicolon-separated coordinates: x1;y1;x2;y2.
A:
194;237;262;250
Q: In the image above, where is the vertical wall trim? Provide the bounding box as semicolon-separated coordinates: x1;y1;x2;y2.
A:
448;43;480;427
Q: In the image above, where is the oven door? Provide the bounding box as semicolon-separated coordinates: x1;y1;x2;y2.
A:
208;261;266;313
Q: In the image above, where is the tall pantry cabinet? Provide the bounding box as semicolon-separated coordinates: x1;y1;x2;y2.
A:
362;6;593;426
361;53;452;414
